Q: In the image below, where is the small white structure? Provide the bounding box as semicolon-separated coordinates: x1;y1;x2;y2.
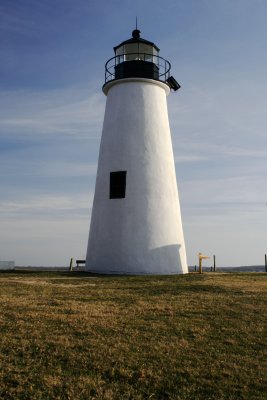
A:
86;29;187;274
0;261;15;270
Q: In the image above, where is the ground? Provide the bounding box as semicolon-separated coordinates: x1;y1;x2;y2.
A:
0;271;266;400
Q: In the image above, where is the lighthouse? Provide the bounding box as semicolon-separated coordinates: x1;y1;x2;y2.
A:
85;28;188;274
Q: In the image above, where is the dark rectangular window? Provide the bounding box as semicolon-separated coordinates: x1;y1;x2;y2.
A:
109;171;127;199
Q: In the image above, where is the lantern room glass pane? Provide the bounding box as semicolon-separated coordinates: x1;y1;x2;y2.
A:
115;46;124;56
115;42;159;64
139;43;152;55
115;45;124;64
124;43;139;61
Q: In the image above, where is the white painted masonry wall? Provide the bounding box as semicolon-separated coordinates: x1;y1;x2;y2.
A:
86;78;188;274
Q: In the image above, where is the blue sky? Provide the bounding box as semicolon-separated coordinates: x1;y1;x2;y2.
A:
0;0;266;267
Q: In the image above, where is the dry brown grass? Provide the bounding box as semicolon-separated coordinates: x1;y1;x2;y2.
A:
0;271;266;399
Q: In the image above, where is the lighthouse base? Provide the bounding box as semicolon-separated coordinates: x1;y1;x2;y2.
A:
86;243;186;275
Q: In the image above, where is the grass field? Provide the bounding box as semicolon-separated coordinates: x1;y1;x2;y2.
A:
0;271;266;400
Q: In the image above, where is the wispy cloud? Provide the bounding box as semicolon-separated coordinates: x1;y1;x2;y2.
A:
0;217;90;266
0;193;93;220
175;154;208;163
0;2;38;34
180;175;267;216
169;77;267;169
0;86;104;137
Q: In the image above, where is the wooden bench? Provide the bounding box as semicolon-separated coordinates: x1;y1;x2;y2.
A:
76;259;86;270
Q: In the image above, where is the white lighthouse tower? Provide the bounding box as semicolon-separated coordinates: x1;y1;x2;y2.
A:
85;28;188;274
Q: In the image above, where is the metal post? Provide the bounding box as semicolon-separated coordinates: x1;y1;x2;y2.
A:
265;254;267;272
213;255;216;272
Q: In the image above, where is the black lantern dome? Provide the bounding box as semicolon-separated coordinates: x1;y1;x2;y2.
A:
104;29;180;91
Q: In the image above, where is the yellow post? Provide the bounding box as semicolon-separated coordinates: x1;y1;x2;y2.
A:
198;252;210;274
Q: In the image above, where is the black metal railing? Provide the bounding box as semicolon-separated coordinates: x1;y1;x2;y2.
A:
104;53;171;84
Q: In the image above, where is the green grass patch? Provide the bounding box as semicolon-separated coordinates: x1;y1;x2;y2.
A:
0;272;266;399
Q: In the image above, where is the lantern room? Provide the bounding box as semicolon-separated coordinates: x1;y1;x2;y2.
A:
104;29;177;87
114;29;159;63
114;29;160;80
